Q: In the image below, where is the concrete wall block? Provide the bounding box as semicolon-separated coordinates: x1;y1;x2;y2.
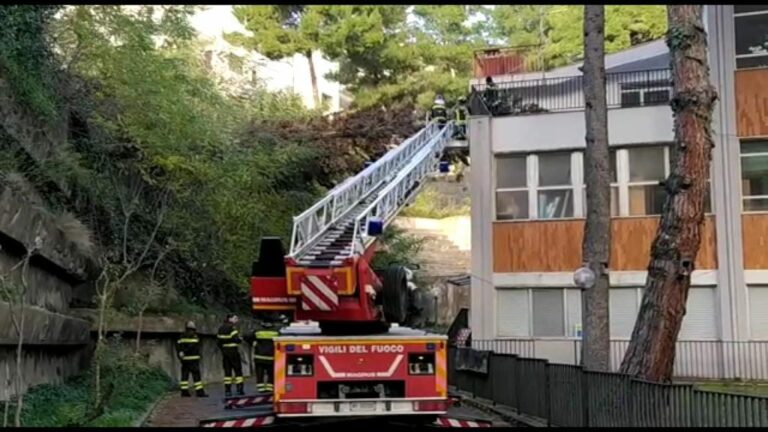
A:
0;250;73;313
133;336;252;386
0;302;91;346
0;186;96;281
0;345;89;402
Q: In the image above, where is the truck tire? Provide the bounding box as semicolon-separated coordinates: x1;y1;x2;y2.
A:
382;266;409;324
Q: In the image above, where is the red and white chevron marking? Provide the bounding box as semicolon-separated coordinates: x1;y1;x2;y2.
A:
201;416;275;427
224;395;273;409
434;417;493;428
300;275;338;311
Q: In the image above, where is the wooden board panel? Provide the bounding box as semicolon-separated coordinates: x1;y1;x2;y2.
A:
736;69;768;138
493;216;717;273
743;214;768;269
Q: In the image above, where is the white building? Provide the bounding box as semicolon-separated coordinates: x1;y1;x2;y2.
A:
468;5;768;380
190;5;344;113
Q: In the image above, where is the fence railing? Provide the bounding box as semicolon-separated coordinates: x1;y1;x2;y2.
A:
449;347;768;427
470;68;672;116
470;339;768;381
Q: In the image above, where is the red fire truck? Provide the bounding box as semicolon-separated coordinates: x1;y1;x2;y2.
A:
199;121;492;427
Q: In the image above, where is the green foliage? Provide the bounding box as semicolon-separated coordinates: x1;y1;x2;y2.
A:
44;6;323;289
309;5;489;111
228;6;318;59
401;186;470;219
492;5;668;69
20;339;172;427
371;225;425;270
0;5;61;119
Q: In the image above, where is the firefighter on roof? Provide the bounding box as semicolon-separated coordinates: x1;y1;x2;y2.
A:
217;313;245;396
429;95;448;129
252;321;279;393
176;321;208;397
453;96;469;140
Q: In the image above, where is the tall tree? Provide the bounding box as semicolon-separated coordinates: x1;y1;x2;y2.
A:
580;4;611;372
228;6;323;108
619;5;717;382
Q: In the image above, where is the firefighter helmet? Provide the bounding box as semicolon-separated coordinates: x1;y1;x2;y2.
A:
185;320;196;330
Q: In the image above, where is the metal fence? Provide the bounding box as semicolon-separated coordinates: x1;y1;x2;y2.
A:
449;347;768;427
470;339;768;381
470;68;672;116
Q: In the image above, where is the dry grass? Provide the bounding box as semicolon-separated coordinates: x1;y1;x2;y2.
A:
55;212;95;257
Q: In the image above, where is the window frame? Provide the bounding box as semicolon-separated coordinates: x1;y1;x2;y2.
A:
740;139;768;213
535;152;577;219
733;8;768;70
494;154;531;221
619;83;672;108
624;145;670;216
494;143;715;221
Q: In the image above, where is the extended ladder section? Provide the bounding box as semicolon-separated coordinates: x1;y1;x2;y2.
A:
288;121;455;267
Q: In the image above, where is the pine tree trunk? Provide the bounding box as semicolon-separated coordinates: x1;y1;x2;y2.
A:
619;5;717;382
307;51;320;109
580;4;611;372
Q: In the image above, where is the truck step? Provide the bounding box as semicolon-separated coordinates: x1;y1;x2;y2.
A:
224;394;273;410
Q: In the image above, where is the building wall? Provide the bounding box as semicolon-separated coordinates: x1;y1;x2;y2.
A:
471;5;768;363
191;5;342;113
491;105;673;154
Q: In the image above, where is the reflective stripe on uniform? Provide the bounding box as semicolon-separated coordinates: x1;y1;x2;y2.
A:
222;343;238;348
255;331;278;339
180;381;189;389
177;338;199;344
253;355;274;361
234;376;244;384
182;355;201;361
194;381;204;390
224;377;233;384
217;330;239;339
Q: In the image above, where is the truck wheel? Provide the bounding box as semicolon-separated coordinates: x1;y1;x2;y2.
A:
382;266;409;324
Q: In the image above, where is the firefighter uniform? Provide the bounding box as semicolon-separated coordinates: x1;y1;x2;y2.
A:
430;103;448;129
252;329;279;393
176;322;207;397
453;97;468;139
217;318;245;396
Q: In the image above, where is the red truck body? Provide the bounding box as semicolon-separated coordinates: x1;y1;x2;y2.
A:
272;323;448;418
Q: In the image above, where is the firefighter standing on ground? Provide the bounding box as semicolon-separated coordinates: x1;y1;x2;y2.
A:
217;314;245;396
252;322;279;393
453;96;469;140
176;321;208;397
429;95;448;129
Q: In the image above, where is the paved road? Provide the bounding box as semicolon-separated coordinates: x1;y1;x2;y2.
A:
146;384;510;427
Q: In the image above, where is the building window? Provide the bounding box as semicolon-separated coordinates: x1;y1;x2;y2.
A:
734;7;768;69
610;288;640;338
495;155;529;220
741;140;768;211
496;288;580;338
537;152;574;219
532;289;565;337
627;146;667;215
496;289;530;337
620;80;672;108
582;150;619;216
748;286;768;340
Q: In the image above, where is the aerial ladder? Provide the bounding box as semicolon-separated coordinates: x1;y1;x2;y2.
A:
199;121;492;427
